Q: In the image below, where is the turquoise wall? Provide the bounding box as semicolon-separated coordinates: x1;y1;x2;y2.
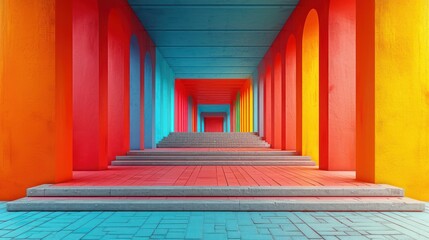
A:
155;48;175;144
197;105;231;132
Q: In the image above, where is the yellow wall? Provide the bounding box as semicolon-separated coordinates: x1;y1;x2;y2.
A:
375;0;429;200
302;9;320;164
249;84;254;132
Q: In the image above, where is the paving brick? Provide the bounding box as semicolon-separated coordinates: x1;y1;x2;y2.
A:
0;203;428;239
295;223;321;239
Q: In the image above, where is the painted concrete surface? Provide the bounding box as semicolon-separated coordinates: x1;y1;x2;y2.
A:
0;202;428;239
373;0;429;201
128;0;298;79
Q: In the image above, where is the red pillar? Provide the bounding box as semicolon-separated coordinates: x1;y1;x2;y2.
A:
356;0;375;181
264;67;273;145
319;0;357;171
284;35;297;150
106;8;131;162
72;0;107;170
273;54;283;149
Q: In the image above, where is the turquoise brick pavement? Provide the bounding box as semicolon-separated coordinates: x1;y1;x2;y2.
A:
0;203;428;239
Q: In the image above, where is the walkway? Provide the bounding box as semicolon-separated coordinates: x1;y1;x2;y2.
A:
54;166;369;187
0;202;428;239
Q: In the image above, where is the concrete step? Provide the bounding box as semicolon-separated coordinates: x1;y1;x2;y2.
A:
111;160;316;166
26;185;405;197
127;150;297;156
157;132;270;148
159;141;267;142
157;145;270;148
116;156;312;161
8;197;425;212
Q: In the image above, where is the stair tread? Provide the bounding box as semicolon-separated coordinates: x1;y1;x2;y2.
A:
26;184;405;197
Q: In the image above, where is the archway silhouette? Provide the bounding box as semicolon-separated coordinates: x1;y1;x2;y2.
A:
129;35;141;150
144;53;154;149
302;9;320;164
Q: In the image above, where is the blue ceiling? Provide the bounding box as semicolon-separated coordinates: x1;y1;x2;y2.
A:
128;0;299;79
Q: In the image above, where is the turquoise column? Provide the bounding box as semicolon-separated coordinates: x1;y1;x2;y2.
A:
154;48;175;144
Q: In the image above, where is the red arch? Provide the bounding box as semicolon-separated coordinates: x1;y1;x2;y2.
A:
273;53;283;149
284;35;297;150
264;66;273;145
302;8;320;165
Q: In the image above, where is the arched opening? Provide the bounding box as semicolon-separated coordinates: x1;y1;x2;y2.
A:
302;9;320;164
107;9;128;161
144;53;154;149
273;53;283;149
264;66;273;145
258;76;264;137
129;35;141;150
285;35;297;150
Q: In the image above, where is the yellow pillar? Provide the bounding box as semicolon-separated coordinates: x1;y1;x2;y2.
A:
374;0;429;200
249;83;253;132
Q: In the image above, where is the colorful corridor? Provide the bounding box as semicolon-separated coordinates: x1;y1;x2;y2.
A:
1;0;429;238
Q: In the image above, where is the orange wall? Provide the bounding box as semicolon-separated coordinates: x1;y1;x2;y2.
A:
0;0;73;200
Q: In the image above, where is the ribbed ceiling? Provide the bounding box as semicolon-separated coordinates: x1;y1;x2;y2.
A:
129;0;299;79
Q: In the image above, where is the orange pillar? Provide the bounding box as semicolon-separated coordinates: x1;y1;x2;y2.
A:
356;0;375;182
0;0;73;200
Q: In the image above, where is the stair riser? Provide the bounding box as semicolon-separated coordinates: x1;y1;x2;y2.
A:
157;132;270;148
127;152;297;156
111;161;316;166
27;186;404;197
8;200;425;212
157;145;270;147
116;157;312;161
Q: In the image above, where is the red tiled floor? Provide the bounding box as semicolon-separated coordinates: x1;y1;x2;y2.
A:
54;166;373;187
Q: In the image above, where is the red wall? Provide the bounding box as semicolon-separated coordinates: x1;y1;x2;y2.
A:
258;0;356;170
73;0;156;170
175;81;189;132
204;117;224;132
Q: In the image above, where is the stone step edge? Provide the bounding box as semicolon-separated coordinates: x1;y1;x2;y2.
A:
116;156;312;160
110;161;316;166
157;146;271;148
7;197;425;212
127;151;297;155
27;185;404;197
